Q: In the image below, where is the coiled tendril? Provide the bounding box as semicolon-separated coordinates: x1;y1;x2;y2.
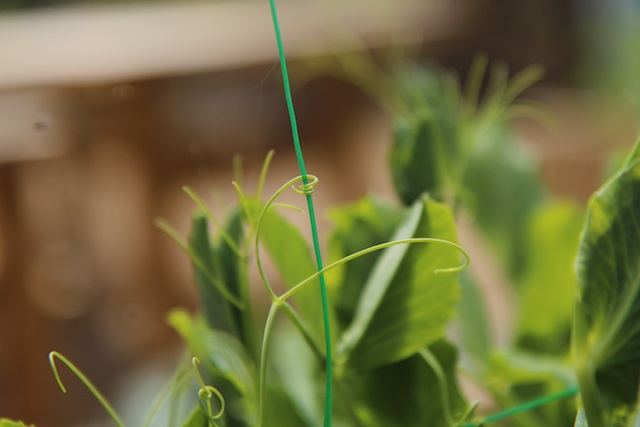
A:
191;357;226;426
292;175;319;195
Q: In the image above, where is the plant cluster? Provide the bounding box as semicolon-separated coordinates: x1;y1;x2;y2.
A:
3;4;640;427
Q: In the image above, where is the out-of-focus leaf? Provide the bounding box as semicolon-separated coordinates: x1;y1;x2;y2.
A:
517;201;583;352
215;208;246;343
488;350;575;389
263;384;311;427
167;309;257;424
0;420;34;427
463;124;544;278
456;272;492;369
270;322;323;426
486;351;577;426
390;116;446;204
573;139;640;427
574;409;589;427
327;196;404;330
337;197;461;370
389;65;461;206
347;340;470;427
259;208;324;342
180;406;207;427
188;213;238;336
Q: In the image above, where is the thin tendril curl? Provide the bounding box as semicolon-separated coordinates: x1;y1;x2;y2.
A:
192;357;226;426
48;351;126;427
254;175;320;301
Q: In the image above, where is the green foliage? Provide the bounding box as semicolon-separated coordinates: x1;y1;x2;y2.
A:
0;420;34;427
463;124;545;278
189;212;242;337
39;30;640;427
327;196;404;331
336;197;462;370
346;340;470;427
573;138;640;427
259;208;324;343
517;201;583;352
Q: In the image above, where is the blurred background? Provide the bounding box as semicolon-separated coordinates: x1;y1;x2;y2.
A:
0;0;639;425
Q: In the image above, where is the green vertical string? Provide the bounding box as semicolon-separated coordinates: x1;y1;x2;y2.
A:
268;1;333;426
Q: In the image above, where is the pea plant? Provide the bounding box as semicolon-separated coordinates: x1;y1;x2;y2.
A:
3;1;640;426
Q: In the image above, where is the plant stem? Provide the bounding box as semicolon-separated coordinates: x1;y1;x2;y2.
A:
280;301;325;364
419;348;454;426
258;303;280;427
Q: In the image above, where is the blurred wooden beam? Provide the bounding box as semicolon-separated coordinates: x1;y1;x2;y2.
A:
0;0;466;89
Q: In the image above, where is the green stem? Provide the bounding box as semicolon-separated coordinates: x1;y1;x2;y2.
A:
49;351;126;427
573;307;605;427
577;367;605;427
238;248;258;358
142;360;190;427
419;348;454;426
258;303;280;427
280;301;326;364
333;376;367;427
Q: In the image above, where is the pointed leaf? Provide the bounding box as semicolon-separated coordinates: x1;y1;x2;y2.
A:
390;116;445;204
215;208;247;343
337;197;461;370
327;196;404;330
188;213;238;335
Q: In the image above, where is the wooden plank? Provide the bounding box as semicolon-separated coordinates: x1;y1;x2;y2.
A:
0;0;465;89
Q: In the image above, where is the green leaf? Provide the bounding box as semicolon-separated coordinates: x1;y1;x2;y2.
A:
348;340;470;427
517;201;583;352
390;116;446;204
463;124;544;278
259;208;324;342
180;406;207;427
488;350;575;390
167;309;257;422
456;272;492;368
337;197;461;370
188;212;239;336
327;196;404;330
215;208;247;343
485;350;578;426
573;139;640;427
270;322;323;426
574;409;589;427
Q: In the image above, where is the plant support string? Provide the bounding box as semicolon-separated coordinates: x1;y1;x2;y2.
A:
268;1;334;426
